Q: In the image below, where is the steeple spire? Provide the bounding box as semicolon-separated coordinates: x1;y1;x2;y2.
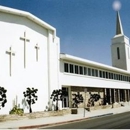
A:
116;11;124;35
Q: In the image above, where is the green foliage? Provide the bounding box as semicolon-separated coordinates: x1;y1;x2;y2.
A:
9;105;24;116
0;86;7;110
23;87;38;113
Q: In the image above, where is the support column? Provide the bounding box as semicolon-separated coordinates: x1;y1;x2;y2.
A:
120;89;123;101
128;90;130;102
124;90;127;102
68;86;72;108
109;89;112;104
113;89;115;103
104;88;107;105
127;90;129;102
104;88;106;95
118;89;120;103
126;90;128;102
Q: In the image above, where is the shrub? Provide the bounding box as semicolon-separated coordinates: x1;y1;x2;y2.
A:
9;105;24;116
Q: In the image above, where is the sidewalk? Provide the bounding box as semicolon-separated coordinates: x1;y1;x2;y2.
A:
0;105;130;129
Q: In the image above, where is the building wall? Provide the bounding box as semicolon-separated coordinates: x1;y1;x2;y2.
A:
60;59;130;89
60;73;130;89
0;12;60;114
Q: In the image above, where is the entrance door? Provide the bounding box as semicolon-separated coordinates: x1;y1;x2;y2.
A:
62;87;69;108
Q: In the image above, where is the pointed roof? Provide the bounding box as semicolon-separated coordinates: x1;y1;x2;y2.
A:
116;11;124;35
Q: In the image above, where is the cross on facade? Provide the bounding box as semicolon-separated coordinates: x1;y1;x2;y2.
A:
6;47;15;76
20;31;30;68
35;43;40;61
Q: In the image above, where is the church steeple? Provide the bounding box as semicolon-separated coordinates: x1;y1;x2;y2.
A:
116;11;124;35
111;10;130;72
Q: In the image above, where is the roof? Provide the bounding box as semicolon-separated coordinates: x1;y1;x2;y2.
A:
60;53;130;75
116;11;124;35
0;6;56;38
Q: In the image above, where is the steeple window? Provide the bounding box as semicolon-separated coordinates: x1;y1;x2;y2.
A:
117;47;120;59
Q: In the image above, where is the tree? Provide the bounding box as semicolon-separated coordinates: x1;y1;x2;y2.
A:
23;87;38;113
0;86;7;110
50;89;63;111
72;92;83;108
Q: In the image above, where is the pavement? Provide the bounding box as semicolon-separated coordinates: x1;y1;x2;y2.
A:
0;105;130;129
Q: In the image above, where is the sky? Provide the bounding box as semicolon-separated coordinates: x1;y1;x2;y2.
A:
0;0;130;66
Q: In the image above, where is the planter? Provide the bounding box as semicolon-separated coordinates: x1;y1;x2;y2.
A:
0;109;71;122
71;108;78;114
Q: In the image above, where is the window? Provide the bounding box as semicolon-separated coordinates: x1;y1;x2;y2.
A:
120;75;123;81
64;63;68;72
99;70;102;78
92;69;95;76
129;77;130;82
102;71;105;78
106;72;108;78
84;67;87;75
122;75;125;81
127;76;129;81
70;64;73;73
117;47;120;59
88;68;91;76
119;75;121;80
116;74;119;80
95;70;98;77
109;73;111;79
125;76;127;81
113;74;116;80
79;66;83;75
111;73;113;79
75;65;78;74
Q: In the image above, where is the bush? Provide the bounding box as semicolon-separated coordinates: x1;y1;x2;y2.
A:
9;105;24;116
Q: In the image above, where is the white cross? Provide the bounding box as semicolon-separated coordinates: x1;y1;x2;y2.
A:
35;44;40;61
20;31;30;68
6;47;15;76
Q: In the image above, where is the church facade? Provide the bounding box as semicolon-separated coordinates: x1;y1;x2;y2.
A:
0;6;60;114
0;6;130;114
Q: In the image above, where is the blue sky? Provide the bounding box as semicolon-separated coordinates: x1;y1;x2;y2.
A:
0;0;130;65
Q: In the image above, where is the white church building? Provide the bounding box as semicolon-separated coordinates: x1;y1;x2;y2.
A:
0;6;130;114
